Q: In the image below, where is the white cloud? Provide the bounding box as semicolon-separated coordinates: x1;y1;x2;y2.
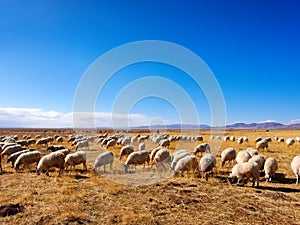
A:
289;119;300;124
0;107;167;128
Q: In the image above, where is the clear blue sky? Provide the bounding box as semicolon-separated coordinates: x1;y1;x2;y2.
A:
0;0;300;127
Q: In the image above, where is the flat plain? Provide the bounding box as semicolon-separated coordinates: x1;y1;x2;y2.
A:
1;128;300;225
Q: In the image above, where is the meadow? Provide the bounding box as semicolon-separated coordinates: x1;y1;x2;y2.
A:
0;128;300;225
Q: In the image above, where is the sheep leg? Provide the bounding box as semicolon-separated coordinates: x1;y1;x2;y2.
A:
296;174;299;185
83;162;87;171
103;165;106;173
110;163;112;171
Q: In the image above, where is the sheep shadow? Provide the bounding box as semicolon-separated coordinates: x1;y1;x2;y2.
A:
256;185;300;193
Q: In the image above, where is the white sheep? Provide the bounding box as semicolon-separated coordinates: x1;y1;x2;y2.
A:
153;148;170;169
199;154;216;180
256;139;268;151
193;143;211;156
65;151;87;170
221;148;236;167
159;139;170;148
230;136;235;142
248;154;266;171
37;151;65;176
229;162;260;187
174;155;199;176
138;143;146;151
7;149;29;168
264;157;278;182
121;136;131;146
123;151;150;173
76;140;89;151
36;138;49;148
223;136;230;142
1;145;22;158
119;145;134;160
93;151;114;173
106;139;116;149
171;151;191;171
56;149;70;157
296;137;300;143
237;137;244;144
286;138;295;147
236;150;251;164
245;148;258;157
291;155;300;185
150;147;163;161
14;150;41;171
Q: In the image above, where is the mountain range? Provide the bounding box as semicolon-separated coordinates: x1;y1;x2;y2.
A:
135;122;300;130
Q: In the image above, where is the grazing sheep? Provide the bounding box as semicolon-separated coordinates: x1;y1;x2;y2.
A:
47;145;65;152
153;148;170;168
291;155;300;185
237;137;244;144
150;147;163;161
221;148;236;167
1;145;22;158
138;135;149;142
138;143;146;151
159;139;170;148
68;136;75;143
17;140;28;147
278;137;284;142
243;136;249;142
255;137;262;143
235;150;251;164
194;143;211;156
27;139;36;146
248;154;266;171
37;151;65;176
170;151;191;171
123;151;150;173
264;157;278;182
75;140;89;151
56;136;63;143
229;162;260;187
119;145;134;160
121;137;131;146
36;138;48;148
245;148;259;157
256;139;268;151
93;151;114;172
170;149;189;162
223;136;230;142
131;134;140;143
14;151;41;171
286;138;295;147
296;137;300;143
56;149;70;157
194;136;203;142
7;150;29;168
199;154;216;180
65;151;87;170
174;155;199;177
265;137;272;142
106;139;116;149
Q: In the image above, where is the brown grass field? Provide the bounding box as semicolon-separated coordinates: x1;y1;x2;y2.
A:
1;128;300;225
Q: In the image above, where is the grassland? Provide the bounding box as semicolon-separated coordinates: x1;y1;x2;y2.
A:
1;129;300;225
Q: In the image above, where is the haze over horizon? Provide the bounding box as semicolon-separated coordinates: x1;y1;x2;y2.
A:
1;1;300;128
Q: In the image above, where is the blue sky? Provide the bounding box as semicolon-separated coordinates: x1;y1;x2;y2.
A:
0;0;300;128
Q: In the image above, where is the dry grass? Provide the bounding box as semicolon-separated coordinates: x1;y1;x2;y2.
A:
1;129;300;225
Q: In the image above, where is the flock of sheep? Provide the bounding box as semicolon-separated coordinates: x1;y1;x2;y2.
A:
0;132;300;187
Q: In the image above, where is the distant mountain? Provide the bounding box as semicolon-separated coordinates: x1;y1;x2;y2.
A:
133;121;300;130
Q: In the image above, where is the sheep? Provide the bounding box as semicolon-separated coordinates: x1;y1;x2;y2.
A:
194;136;203;142
243;136;249;142
150;147;163;161
174;155;199;177
248;154;266;171
245;148;258;157
153;148;170;169
256;139;268;151
228;162;260;187
1;145;22;158
131;134;140;143
36;138;49;148
199;154;216;180
236;150;251;164
121;136;131;146
27;139;36;146
93;151;114;173
56;149;70;157
68;136;76;143
138;135;149;142
75;140;89;151
14;151;41;171
296;137;300;143
123;151;150;173
170;151;191;171
37;151;65;176
265;137;272;142
230;136;235;142
170;149;189;162
255;137;262;143
223;136;230;142
56;136;63;143
237;137;244;144
264;157;278;182
286;138;295;147
193;143;211;156
221;148;236;167
16;140;28;147
119;145;134;160
7;150;29;168
159;139;170;148
47;145;65;152
106;139;116;149
64;151;87;171
138;143;146;151
291;155;300;185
